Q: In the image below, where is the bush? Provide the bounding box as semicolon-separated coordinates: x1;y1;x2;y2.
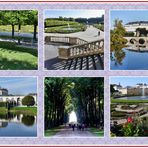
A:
125;32;135;37
0;102;7;107
22;95;35;107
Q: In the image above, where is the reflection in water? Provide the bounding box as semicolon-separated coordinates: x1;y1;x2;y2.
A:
22;115;35;126
0;122;8;128
111;44;148;70
0;112;37;137
110;44;126;66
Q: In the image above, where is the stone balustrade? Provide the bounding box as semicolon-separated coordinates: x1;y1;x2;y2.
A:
58;39;104;59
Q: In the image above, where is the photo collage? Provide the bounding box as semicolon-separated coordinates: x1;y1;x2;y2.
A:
0;2;148;146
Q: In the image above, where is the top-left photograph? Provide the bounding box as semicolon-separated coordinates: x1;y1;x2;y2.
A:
0;10;38;70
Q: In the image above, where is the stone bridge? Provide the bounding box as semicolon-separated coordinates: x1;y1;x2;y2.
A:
0;94;37;106
125;37;148;50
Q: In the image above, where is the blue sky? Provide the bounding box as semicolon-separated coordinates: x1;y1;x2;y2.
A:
111;10;148;28
110;77;148;87
44;10;104;19
0;77;37;95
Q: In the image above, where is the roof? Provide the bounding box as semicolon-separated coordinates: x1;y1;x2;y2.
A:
126;21;148;25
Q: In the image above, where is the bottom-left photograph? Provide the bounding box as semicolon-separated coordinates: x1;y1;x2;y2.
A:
0;77;37;137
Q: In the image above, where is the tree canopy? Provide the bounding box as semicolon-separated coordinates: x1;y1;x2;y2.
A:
44;77;104;130
0;10;38;40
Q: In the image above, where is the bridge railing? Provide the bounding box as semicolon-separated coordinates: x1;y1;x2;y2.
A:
58;39;104;59
45;36;87;45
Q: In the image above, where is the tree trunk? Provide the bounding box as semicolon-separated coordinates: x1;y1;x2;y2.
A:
12;24;14;38
18;24;21;45
33;23;37;41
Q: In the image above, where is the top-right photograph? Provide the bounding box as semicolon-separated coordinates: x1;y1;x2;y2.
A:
110;10;148;70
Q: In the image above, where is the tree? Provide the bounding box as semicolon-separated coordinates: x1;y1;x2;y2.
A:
26;10;38;41
44;77;104;130
22;95;35;106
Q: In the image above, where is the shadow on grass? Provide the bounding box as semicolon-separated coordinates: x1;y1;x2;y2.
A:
0;56;37;70
0;41;37;57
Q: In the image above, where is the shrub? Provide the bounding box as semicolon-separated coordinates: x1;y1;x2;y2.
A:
22;95;35;107
0;102;7;107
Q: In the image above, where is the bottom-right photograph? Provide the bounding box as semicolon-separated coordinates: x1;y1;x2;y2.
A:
110;76;148;137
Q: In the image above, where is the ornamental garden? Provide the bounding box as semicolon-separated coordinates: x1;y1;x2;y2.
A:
110;77;148;137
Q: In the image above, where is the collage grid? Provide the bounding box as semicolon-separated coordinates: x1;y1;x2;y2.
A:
0;1;148;145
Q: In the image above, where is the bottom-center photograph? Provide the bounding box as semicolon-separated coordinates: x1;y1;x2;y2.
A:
44;77;104;137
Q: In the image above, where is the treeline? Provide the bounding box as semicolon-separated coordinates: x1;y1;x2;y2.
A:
0;10;38;40
72;78;104;127
44;77;104;130
45;15;104;25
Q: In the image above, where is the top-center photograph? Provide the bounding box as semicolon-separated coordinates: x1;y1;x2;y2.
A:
44;9;104;70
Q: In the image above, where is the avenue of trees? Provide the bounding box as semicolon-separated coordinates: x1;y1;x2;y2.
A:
0;10;38;40
44;77;104;130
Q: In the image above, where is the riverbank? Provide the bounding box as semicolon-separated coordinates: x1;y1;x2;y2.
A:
0;107;37;116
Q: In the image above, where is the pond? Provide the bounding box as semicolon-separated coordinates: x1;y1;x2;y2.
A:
118;96;148;100
111;46;148;70
0;113;37;137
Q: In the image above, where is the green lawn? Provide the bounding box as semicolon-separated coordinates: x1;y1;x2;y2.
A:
0;25;38;33
45;126;63;136
111;99;148;104
45;19;86;33
89;127;104;137
10;107;37;116
0;41;38;70
93;24;104;31
0;107;8;115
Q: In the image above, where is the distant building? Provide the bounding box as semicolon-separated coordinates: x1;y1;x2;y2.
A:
124;21;148;36
0;88;8;96
125;21;148;31
112;83;127;95
113;83;122;90
112;82;148;96
0;86;37;106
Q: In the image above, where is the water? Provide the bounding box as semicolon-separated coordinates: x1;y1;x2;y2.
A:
118;96;148;100
0;113;37;137
111;48;148;70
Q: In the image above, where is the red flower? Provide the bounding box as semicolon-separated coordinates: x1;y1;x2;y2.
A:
127;117;133;123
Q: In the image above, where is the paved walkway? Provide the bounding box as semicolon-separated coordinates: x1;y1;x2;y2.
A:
52;126;95;137
0;31;38;38
44;25;104;42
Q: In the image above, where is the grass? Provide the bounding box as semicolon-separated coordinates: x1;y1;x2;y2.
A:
0;25;38;33
111;99;148;104
0;107;8;115
44;19;86;33
45;126;63;136
88;127;104;137
10;107;37;116
0;41;38;70
93;24;104;31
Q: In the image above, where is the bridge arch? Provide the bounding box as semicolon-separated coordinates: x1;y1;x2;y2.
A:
130;38;137;44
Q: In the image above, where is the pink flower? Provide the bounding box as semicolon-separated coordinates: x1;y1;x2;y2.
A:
127;117;133;123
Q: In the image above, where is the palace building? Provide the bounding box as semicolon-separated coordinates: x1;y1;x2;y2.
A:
0;87;37;106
